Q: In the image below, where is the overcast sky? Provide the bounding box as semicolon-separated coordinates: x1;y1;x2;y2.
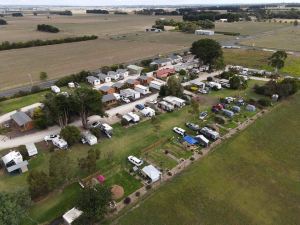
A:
1;0;300;6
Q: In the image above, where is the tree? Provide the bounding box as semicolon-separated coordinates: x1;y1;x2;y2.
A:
159;76;183;98
49;151;72;188
190;39;224;70
39;71;48;81
268;50;287;74
76;184;112;225
0;18;7;25
189;98;200;119
60;125;81;146
44;93;73;127
0;190;31;225
78;148;100;174
32;107;48;129
179;69;187;76
294;20;299;26
27;170;50;200
72;88;105;128
229;75;247;90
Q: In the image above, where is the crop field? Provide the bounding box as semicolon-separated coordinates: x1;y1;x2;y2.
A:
0;14;296;91
239;26;300;51
115;92;300;225
224;49;300;77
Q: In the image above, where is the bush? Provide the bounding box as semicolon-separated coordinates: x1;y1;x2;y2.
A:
90;127;102;138
18;145;30;161
258;98;272;107
55;70;90;87
123;197;131;204
207;76;213;81
164;150;169;154
145;185;152;190
0;18;7;25
215;115;227;124
135;191;140;197
215;31;240;36
37;24;60;33
121;118;130;126
60;126;81;146
190;156;195;161
31;85;41;93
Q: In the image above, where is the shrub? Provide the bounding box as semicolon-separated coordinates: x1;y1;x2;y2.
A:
164;150;169;154
145;185;152;190
121;118;130;126
207;76;213;81
123;197;131;204
0;18;7;25
258;98;272;107
167;171;173;176
60;126;81;146
135;191;140;197
18;145;30;161
190;156;195;161
215;115;226;124
31;85;41;93
90;127;102;138
37;24;60;33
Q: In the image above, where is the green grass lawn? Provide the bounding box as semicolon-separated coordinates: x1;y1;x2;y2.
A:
224;49;300;78
114;92;300;225
0;91;48;115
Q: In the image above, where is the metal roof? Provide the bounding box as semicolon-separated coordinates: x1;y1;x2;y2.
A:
11;111;32;126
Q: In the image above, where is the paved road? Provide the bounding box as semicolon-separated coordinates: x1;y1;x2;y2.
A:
0;93;158;150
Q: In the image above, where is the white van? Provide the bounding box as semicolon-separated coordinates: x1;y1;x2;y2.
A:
128;156;143;167
51;85;61;94
173;127;186;136
52;137;68;149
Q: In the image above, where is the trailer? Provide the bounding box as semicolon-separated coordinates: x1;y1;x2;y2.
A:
207;82;222;90
199;127;220;140
81;132;97;146
51;85;61;94
158;101;174;112
99;123;113;138
195;135;209;147
222;109;235;118
52;137;68;149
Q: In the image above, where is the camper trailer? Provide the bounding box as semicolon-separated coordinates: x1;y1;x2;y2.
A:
207;82;222;90
158;101;174;112
99;123;113;138
195;135;210;147
222;109;235;118
52;137;68;149
51;85;61;93
81;132;97;146
199;127;220;140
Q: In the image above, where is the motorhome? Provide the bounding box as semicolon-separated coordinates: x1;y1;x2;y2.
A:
158;101;174;112
99;123;113;138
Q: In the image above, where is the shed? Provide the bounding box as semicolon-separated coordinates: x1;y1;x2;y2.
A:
183;135;199;145
63;207;83;225
127;65;144;75
25;143;38;156
246;104;256;112
141;165;161;183
11;111;33;132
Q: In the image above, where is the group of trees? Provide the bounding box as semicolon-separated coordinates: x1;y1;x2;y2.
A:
37;24;60;33
155;19;215;33
183;11;249;22
0;191;31;225
50;10;72;16
27;151;72;200
159;76;184;98
254;78;299;98
268;50;288;74
190;38;224;70
135;9;179;16
86;9;109;14
0;18;7;25
0;35;98;51
78;148;101;174
42;88;104;129
12;12;23;17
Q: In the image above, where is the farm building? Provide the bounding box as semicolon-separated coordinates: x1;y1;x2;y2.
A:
195;29;215;35
1;151;28;174
149;80;165;90
10;111;33;132
163;96;185;108
120;88;140;100
87;76;101;86
127;65;144;75
25;143;38;157
134;84;150;95
63;207;83;225
155;67;175;79
98;73;112;83
141;165;161;183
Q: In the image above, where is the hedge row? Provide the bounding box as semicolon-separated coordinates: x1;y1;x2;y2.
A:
0;35;98;51
215;31;240;36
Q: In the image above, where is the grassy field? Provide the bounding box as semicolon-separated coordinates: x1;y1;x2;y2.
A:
239;26;300;51
224;49;300;77
115;92;300;225
0;15;296;91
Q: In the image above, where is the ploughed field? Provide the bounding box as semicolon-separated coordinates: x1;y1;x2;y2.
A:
0;14;296;91
114;93;300;225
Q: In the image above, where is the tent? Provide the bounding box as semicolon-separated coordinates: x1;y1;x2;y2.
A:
141;165;161;183
183;135;199;145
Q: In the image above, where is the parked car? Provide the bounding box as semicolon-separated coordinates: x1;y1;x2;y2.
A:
198;89;208;94
135;104;145;110
199;111;208;120
128;156;143;167
44;134;60;142
121;96;131;103
185;122;200;131
173;127;186;136
90;121;101;129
